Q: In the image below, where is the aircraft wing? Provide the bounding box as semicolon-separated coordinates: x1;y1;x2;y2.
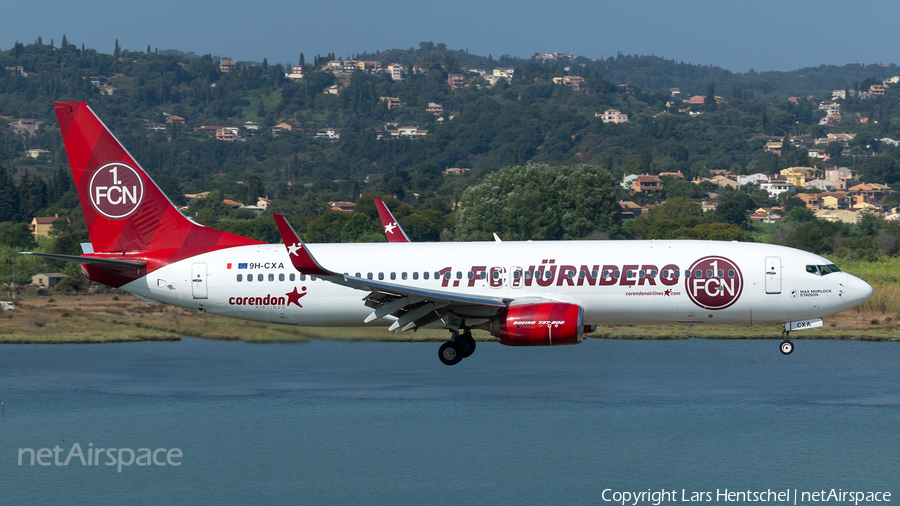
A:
273;214;508;331
374;199;411;242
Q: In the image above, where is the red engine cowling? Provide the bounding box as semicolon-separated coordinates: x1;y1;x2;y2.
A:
491;302;584;346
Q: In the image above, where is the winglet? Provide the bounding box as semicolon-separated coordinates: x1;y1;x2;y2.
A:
273;214;334;276
374;199;411;243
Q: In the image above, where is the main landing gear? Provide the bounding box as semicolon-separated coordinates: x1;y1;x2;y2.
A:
780;330;794;355
439;328;476;366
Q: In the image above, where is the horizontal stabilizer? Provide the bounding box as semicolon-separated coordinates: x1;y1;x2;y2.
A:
20;252;146;270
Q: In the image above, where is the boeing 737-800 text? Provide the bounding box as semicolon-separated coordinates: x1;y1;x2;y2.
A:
25;102;874;365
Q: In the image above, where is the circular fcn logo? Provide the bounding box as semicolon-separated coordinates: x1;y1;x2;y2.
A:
684;255;743;310
88;163;145;219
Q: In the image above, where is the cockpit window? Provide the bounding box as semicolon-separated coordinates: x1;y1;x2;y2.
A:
806;264;841;276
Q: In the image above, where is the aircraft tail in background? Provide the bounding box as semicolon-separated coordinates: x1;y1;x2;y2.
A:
374;198;410;243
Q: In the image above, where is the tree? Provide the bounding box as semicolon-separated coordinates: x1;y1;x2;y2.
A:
714;199;750;229
705;82;716;111
456;164;621;241
860;156;900;184
114;39;120;59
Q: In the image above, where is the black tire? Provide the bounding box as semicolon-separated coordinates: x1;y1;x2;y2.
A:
459;335;476;358
439;342;462;366
780;340;794;355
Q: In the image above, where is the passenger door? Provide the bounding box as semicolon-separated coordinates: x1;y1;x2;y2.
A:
191;263;208;299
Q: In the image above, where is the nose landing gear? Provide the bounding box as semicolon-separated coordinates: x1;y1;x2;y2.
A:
438;328;476;366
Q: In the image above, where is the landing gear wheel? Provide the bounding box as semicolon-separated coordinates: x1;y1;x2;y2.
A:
780;340;794;355
459;334;476;358
439;341;463;366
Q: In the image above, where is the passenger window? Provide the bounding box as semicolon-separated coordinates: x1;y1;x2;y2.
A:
695;270;702;278
379;273;384;280
650;270;657;278
413;272;418;280
613;270;621;278
492;270;499;280
355;272;361;278
705;270;712;278
456;271;462;279
247;274;253;282
390;272;396;280
716;270;724;278
257;274;263;282
684;270;690;278
591;270;598;278
674;270;680;278
467;271;474;280
289;274;295;281
300;274;307;281
525;271;532;279
661;270;668;278
423;272;429;280
402;272;407;280
480;271;486;279
728;269;735;278
310;276;316;281
367;273;373;280
579;270;586;279
237;274;243;282
444;272;450;280
638;270;645;278
513;271;520;279
545;270;552;279
279;273;284;282
268;273;274;282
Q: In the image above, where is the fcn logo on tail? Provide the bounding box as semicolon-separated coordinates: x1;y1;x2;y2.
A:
89;163;145;219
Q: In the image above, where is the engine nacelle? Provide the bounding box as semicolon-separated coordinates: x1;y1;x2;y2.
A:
491;302;584;346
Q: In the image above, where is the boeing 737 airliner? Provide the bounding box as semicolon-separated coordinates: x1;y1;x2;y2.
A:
26;102;874;365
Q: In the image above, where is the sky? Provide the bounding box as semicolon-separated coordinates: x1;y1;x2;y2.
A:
5;0;899;73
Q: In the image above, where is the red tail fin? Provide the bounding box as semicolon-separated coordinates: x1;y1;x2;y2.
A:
374;199;410;242
54;102;261;254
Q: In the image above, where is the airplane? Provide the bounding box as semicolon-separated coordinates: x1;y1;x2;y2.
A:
374;199;411;243
25;101;875;366
375;198;502;243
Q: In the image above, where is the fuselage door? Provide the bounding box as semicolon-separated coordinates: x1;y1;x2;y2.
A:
192;262;208;299
765;256;781;294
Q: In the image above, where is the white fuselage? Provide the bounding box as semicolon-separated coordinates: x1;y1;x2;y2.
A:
118;240;872;329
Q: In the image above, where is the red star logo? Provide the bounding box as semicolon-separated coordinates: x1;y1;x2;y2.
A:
664;289;672;297
285;286;307;308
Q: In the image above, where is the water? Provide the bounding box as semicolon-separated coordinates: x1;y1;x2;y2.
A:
0;338;898;505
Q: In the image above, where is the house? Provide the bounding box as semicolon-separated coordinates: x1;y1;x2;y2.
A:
658;171;685;179
621;174;639;189
551;76;584;90
879;137;900;146
832;90;846;100
619;200;643;219
218;60;237;73
670;88;680;96
847;183;891;205
30;215;60;239
426;102;443;115
443;168;469;175
808;148;828;160
818;101;840;114
272;123;293;136
805;179;837;192
243;122;259;131
764;141;783;155
780;167;822;187
870;84;885;95
707;175;740;189
256;197;272;210
816;209;859;224
184;191;211;200
597;109;628;124
630;175;663;194
99;85;116;95
215;128;238;142
796;193;822;210
827;133;855;142
324;85;340;95
447;73;468;89
493;68;515;79
31;273;67;288
285;65;305;79
380;97;401;110
689;96;705;104
824;167;854;190
165;115;185;124
736;173;769;186
821;192;850;210
328;201;355;213
389;126;427;138
25;149;50;159
316;128;339;140
9;118;41;135
387;63;405;81
750;208;782;223
758;176;795;198
222;199;243;208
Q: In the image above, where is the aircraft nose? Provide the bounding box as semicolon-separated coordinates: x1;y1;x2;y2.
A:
844;274;874;305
